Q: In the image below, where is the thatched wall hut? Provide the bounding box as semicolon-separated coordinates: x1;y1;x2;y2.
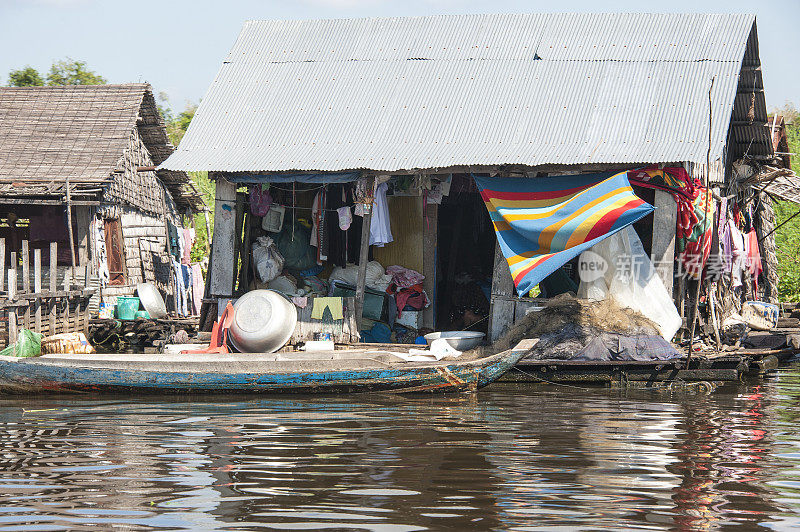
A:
0;83;204;313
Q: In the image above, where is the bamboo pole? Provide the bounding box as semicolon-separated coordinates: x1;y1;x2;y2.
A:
8;252;17;347
34;248;41;334
354;176;376;332
21;241;29;330
65;178;78;289
49;242;57;336
687;76;715;368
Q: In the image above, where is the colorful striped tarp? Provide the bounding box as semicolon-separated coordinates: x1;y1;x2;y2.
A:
475;171;655;296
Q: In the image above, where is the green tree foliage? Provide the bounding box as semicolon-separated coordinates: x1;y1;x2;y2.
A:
188;171;215;263
46;58;106;85
6;59;105;87
157;95;215;262
8;66;44;86
775;104;800;302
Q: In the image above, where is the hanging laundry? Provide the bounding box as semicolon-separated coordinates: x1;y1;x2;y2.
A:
181;228;194;265
719;217;733;274
91;217;110;287
337;206;352;230
325;184;361;267
249;185;273;216
311;297;343;320
728;219;746;288
370;182;393;247
190;263;203;315
310;189;329;264
746;229;763;293
476;171;653;296
167;221;181;260
628;166;714;280
173;259;188;317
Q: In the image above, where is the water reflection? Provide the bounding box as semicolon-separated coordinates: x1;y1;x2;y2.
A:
0;371;799;530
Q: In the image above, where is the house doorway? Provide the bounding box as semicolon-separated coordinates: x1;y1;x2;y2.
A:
435;175;495;333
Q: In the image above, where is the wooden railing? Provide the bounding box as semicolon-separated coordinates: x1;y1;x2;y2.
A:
0;239;94;346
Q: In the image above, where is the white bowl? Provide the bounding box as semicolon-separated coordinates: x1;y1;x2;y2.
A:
424;331;485;351
228;290;298;353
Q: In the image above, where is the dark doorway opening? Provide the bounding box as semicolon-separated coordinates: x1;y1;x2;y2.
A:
435;175;495;333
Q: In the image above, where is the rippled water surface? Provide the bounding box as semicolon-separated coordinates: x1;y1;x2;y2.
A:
2;367;800;531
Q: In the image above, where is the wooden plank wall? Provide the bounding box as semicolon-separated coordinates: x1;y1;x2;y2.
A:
489;241;517;342
0;238;93;347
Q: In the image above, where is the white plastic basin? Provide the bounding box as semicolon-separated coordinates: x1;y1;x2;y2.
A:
424;331;485;351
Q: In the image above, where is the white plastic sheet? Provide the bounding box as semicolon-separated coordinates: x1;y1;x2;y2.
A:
577;227;681;340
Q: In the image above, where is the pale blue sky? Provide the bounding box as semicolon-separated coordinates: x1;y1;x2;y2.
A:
1;0;798;113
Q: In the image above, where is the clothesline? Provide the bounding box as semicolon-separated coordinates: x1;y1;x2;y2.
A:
272;203;353;214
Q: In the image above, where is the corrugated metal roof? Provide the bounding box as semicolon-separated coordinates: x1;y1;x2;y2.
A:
161;13;758;173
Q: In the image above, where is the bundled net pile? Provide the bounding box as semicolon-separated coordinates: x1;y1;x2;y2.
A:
473;294;679;362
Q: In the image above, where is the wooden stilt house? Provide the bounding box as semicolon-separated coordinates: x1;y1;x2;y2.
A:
0;84;204;345
162;14;799;344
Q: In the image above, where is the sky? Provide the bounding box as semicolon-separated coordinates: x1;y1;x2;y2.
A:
1;0;798;113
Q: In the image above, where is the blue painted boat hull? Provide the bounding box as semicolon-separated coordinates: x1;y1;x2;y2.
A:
0;349;526;394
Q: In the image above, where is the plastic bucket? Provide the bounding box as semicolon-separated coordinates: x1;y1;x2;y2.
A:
116;297;141;320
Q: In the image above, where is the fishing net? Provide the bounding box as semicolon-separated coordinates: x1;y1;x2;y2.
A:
472;294;680;362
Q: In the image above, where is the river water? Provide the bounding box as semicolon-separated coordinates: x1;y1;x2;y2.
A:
1;367;800;531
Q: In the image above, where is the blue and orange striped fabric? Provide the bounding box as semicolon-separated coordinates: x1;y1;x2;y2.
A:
474;171;654;296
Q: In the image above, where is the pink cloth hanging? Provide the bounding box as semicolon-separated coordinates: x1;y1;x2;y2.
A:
191;263;204;315
182;228;194;265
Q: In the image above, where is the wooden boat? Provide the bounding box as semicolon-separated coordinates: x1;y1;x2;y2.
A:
0;343;530;394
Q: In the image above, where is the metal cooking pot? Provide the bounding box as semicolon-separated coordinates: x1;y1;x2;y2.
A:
135;283;168;319
228;290;298;353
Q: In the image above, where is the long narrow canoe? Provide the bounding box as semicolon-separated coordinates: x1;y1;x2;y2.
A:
0;345;529;394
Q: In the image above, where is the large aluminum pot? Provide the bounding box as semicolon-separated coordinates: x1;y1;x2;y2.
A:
228;290;298;353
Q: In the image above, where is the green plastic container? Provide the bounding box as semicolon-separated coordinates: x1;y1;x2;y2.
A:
134;310;151;320
115;296;141;320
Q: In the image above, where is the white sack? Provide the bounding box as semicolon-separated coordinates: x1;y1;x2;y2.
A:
252;236;284;283
329;260;393;292
577;226;681;341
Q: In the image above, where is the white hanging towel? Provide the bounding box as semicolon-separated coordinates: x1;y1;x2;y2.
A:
369;182;393;247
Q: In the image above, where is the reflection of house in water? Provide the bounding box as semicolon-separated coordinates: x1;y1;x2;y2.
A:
204;398;505;530
477;391;787;529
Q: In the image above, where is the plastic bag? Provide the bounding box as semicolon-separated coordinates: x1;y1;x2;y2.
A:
0;329;42;358
577;226;681;341
329;261;393;292
252;236;284;283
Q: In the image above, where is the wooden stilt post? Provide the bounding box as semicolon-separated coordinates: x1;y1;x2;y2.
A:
34;248;42;334
203;209;212;254
354;176;375;333
21;240;29;330
8;252;17;347
0;237;5;294
49;242;57;336
65;179;78;289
